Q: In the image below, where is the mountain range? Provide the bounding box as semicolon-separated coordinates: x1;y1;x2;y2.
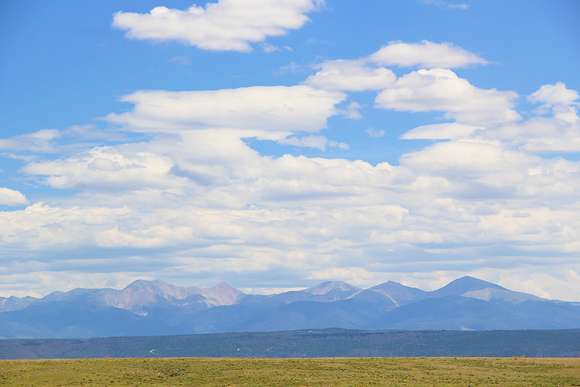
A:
1;276;580;339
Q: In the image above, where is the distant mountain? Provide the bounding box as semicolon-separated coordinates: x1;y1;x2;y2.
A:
430;275;504;297
39;279;243;316
1;276;579;339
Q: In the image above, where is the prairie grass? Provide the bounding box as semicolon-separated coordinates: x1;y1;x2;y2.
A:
1;357;580;386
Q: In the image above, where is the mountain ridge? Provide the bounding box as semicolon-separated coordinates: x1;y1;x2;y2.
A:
1;276;579;339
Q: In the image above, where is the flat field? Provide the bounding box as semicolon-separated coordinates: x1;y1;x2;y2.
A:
1;357;580;386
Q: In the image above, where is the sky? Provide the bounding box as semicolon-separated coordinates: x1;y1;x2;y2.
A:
1;0;580;299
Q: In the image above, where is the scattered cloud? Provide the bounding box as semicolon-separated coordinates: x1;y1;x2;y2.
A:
113;0;323;52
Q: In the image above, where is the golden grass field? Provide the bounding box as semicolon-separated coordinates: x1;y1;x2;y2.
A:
1;357;580;386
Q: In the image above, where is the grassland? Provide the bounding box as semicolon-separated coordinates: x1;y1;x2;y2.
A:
1;357;580;386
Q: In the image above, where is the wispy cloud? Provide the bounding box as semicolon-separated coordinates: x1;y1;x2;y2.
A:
421;0;470;11
366;128;385;138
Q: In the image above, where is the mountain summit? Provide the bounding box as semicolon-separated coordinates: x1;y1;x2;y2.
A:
432;276;504;297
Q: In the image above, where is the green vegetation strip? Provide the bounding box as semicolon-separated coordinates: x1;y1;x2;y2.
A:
1;357;580;386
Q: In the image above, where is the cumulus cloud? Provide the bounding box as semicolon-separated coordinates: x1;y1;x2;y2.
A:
305;60;396;91
113;0;322;52
0;188;28;206
376;68;519;125
370;41;486;68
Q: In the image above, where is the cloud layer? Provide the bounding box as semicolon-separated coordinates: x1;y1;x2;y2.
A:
2;38;580;301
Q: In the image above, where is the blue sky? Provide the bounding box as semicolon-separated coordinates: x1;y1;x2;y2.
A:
1;0;580;298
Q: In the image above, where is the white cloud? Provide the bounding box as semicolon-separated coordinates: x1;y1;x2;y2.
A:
396;82;580;153
0;188;28;206
401;140;532;175
400;139;580;202
0;203;131;250
483;117;580;153
108;86;344;135
113;0;322;52
375;68;519;125
370;41;486;68
305;60;396;91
